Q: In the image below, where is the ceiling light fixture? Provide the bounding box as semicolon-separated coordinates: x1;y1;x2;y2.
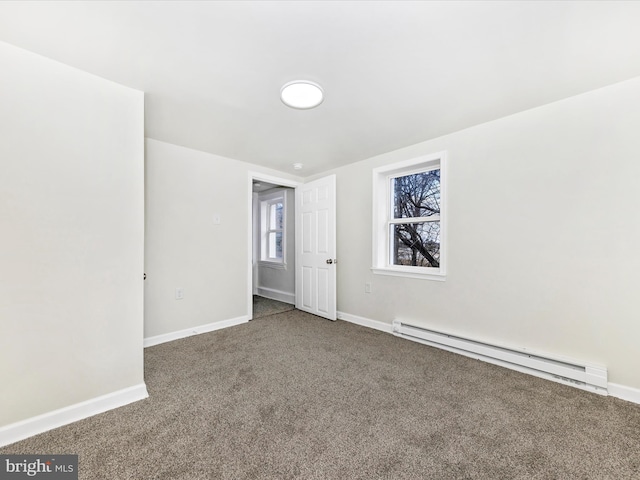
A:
281;81;324;109
293;163;303;170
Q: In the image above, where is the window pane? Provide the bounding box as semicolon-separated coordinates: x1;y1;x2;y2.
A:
391;222;440;267
275;202;284;230
393;169;440;219
269;202;284;230
268;231;283;259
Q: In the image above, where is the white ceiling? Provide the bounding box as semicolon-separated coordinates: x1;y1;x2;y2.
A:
2;1;640;176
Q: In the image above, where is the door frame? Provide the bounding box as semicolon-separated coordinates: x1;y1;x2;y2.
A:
247;172;301;320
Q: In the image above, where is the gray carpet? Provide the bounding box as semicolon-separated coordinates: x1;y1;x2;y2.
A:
2;309;639;479
253;295;295;319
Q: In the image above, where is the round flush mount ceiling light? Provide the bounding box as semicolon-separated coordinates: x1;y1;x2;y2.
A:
280;81;324;109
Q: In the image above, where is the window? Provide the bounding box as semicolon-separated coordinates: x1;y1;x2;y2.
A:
372;152;446;280
260;190;286;266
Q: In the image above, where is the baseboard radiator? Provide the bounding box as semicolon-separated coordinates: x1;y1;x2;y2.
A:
392;320;608;395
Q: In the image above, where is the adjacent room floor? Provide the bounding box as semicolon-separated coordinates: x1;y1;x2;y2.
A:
252;295;295;319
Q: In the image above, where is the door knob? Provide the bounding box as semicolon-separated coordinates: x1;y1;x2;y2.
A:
326;259;333;264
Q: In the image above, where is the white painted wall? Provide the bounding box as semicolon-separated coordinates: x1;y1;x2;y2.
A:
144;139;301;338
0;42;145;427
256;187;295;304
323;76;640;390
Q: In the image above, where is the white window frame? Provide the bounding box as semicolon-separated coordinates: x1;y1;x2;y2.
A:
372;151;447;281
259;189;287;269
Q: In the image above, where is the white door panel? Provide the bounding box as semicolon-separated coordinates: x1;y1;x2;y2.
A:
296;175;336;320
302;266;313;309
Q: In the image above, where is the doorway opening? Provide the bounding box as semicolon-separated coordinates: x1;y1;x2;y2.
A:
248;173;300;320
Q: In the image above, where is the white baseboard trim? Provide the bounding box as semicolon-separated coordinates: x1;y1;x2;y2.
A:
608;383;640;405
337;311;394;334
256;287;295;305
144;315;249;348
0;383;148;448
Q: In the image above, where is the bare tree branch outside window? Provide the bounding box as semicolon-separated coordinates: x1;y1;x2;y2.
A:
391;170;440;267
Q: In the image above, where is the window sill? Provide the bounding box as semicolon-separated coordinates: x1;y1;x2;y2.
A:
259;261;287;270
371;267;446;281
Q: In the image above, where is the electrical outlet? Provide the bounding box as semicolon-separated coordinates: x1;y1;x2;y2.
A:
175;287;184;300
213;213;221;225
365;282;372;293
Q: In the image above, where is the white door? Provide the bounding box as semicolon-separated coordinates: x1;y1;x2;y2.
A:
296;175;337;320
